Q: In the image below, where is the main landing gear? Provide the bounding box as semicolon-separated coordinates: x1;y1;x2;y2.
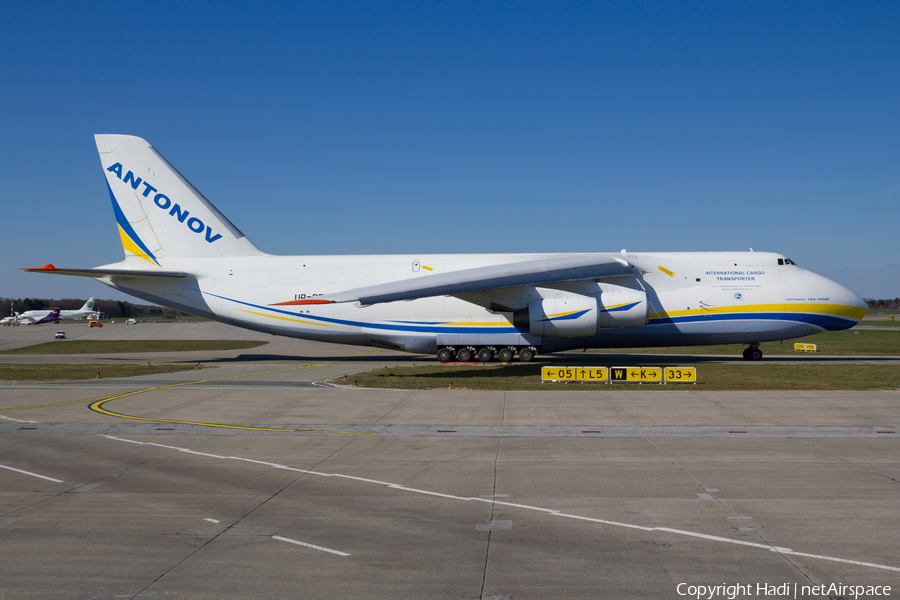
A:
437;346;537;363
742;344;763;361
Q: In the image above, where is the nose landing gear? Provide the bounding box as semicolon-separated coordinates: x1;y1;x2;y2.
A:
742;344;763;361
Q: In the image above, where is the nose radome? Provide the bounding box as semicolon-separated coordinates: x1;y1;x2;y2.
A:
825;277;869;322
829;278;867;310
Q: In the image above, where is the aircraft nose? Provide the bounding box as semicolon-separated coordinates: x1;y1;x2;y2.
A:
784;269;868;330
824;277;868;327
850;290;868;311
831;279;867;311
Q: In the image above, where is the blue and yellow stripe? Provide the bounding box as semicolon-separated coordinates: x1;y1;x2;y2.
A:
649;303;866;331
207;294;864;335
107;182;159;266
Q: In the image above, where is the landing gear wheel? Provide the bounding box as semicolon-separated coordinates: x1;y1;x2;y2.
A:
518;348;535;363
437;348;452;362
743;346;762;361
455;348;473;362
476;347;493;363
498;347;514;362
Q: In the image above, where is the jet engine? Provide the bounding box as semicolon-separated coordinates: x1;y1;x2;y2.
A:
595;289;648;329
514;290;648;338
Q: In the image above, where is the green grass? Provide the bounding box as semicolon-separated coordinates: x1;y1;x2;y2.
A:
859;315;900;326
1;340;268;355
866;308;900;315
0;363;210;382
580;329;900;357
348;363;900;391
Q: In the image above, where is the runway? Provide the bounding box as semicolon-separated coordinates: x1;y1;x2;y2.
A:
1;322;898;598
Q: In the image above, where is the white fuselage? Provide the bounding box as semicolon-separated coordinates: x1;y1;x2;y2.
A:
94;250;867;355
16;308;93;325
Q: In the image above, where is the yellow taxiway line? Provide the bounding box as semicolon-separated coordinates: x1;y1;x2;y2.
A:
3;350;380;434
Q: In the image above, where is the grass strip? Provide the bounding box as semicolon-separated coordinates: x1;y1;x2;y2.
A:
0;363;210;382
349;363;900;391
1;340;268;355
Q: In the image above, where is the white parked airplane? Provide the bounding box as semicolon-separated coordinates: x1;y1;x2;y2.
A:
25;135;867;361
14;298;96;325
1;315;18;325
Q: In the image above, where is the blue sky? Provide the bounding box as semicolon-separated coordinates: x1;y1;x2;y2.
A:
1;1;897;302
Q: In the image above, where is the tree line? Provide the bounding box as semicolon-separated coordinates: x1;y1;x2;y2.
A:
0;297;194;319
867;298;900;310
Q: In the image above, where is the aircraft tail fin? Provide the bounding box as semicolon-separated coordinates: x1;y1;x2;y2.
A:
80;297;95;313
95;135;263;264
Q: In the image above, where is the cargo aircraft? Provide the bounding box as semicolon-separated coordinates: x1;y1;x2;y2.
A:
14;298;96;325
25;135;867;361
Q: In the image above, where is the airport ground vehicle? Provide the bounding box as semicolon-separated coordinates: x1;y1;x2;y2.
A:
55;331;65;339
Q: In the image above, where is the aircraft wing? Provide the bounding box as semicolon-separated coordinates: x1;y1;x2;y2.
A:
274;254;633;307
22;264;190;279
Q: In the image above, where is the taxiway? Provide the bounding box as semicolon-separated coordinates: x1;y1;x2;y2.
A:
1;322;898;599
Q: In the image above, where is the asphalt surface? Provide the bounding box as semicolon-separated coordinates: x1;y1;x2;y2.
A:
1;321;898;599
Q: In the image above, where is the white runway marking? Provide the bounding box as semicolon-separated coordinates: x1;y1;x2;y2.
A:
0;463;63;483
68;328;116;341
0;415;37;423
273;535;350;556
204;518;220;523
100;435;900;573
476;520;512;531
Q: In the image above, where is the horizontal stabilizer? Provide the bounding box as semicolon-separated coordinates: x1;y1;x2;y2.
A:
273;255;633;307
22;264;190;279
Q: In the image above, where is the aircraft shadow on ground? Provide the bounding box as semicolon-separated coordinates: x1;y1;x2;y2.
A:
546;353;900;364
191;352;898;366
194;353;428;364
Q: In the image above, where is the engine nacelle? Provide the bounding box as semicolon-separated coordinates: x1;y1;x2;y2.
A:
523;295;600;338
596;289;648;328
514;290;648;338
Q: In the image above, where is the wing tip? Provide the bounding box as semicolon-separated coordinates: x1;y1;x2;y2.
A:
21;264;59;272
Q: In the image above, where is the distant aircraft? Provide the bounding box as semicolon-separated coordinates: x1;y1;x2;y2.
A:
1;315;17;325
25;135;867;361
15;298;95;325
15;307;61;325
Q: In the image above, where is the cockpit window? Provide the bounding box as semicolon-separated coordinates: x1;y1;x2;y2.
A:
778;258;797;266
778;259;784;265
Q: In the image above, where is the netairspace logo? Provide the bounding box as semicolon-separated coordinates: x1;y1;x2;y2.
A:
676;582;892;599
